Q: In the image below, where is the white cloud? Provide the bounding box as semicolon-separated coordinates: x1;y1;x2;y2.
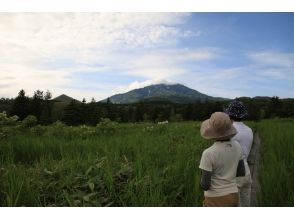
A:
0;13;199;99
105;47;223;97
248;51;294;67
247;51;294;81
0;13;192;65
124;48;222;79
113;79;177;94
130;48;221;67
0;63;72;98
178;50;294;99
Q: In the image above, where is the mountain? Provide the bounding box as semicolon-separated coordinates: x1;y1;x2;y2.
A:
253;96;272;100
100;84;228;104
53;94;80;103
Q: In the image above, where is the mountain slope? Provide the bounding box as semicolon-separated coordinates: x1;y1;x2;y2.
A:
101;84;227;104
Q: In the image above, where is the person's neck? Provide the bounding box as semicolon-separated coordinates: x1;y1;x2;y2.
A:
216;139;230;142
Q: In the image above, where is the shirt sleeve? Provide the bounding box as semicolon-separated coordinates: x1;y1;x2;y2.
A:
199;150;213;172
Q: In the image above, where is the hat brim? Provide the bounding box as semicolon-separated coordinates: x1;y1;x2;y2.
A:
200;119;237;140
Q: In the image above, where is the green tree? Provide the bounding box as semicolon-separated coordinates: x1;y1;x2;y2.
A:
31;90;44;120
11;89;30;120
44;90;52;100
265;96;282;118
40;90;53;125
62;100;83;125
91;97;96;103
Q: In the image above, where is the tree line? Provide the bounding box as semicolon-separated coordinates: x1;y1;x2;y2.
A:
1;89;294;126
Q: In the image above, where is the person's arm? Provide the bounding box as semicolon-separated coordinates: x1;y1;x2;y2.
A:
236;159;245;177
200;170;212;191
199;150;213;191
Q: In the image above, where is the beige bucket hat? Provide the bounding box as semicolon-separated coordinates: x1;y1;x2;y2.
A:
200;112;237;140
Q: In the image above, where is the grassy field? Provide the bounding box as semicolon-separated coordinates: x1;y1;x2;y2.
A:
0;121;210;207
256;118;294;206
0;119;293;207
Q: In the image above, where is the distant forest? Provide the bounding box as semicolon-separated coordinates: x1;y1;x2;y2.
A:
1;89;294;126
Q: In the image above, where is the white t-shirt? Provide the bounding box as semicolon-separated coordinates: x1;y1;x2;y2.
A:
231;122;253;162
231;122;253;176
199;140;243;197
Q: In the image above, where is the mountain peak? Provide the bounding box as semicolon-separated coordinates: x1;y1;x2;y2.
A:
100;83;227;104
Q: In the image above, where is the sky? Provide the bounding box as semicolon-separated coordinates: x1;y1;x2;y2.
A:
0;12;294;101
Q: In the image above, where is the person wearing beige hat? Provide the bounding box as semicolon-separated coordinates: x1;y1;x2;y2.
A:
199;112;245;207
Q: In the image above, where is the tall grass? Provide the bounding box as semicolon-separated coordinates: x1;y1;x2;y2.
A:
257;118;294;206
1;119;292;206
0;122;209;207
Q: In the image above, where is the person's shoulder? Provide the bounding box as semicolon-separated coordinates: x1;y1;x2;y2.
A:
202;144;215;155
231;140;242;150
232;139;242;145
202;146;212;154
237;122;253;135
242;122;253;131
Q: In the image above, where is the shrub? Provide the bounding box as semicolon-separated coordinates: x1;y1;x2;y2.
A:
0;111;19;126
96;118;118;134
170;114;183;122
22;115;38;128
79;125;97;139
0;112;20;139
30;125;46;136
52;120;66;129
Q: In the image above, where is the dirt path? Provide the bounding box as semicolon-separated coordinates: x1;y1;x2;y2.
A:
247;132;261;206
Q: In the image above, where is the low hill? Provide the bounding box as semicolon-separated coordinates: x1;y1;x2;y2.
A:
52;94;80;103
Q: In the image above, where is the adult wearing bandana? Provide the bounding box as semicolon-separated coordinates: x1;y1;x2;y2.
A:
225;100;253;207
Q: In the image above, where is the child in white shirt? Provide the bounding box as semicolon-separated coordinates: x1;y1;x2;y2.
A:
199;112;245;207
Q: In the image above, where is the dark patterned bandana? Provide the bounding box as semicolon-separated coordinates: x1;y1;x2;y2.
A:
224;100;248;119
